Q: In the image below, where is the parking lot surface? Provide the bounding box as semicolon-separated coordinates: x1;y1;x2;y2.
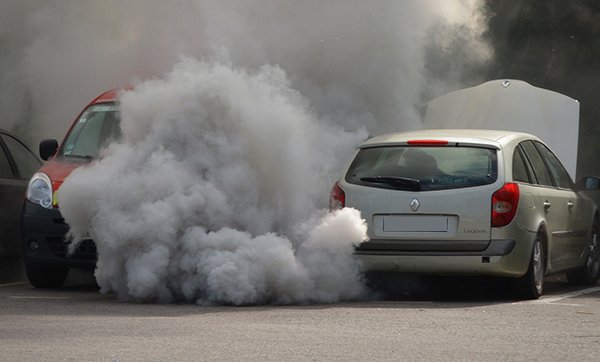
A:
1;266;599;361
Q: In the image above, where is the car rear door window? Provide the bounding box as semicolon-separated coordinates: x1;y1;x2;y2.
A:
512;146;532;183
520;141;554;187
2;135;41;179
534;141;572;189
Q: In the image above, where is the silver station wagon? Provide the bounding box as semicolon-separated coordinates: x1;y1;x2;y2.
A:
330;129;600;299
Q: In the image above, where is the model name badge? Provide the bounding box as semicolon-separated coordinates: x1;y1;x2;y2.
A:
463;229;487;234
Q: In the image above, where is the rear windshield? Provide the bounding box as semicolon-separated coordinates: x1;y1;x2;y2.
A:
345;146;497;191
60;103;121;159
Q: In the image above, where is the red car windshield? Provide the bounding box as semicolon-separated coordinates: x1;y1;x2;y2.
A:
60;103;121;159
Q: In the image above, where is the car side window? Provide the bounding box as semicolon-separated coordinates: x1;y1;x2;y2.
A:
1;135;41;179
512;146;531;183
0;143;13;178
534;141;572;189
520;140;554;187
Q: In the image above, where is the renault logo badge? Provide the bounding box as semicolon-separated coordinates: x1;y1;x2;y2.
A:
410;198;420;212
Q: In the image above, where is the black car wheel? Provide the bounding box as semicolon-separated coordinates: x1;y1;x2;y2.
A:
566;217;600;285
513;234;545;300
25;263;69;288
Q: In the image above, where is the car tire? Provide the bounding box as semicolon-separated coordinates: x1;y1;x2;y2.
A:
513;234;545;300
566;217;600;286
25;263;69;288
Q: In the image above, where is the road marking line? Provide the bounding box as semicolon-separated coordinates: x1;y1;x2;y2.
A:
0;282;27;288
539;303;582;307
530;286;600;304
7;296;69;300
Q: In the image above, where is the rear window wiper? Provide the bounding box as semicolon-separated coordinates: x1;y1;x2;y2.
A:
360;176;421;190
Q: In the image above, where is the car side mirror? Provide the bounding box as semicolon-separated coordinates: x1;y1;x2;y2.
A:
575;176;600;191
39;139;58;161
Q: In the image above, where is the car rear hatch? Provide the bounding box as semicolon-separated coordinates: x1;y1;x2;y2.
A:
343;139;502;253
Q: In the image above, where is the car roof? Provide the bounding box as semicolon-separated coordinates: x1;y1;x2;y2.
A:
89;88;121;104
0;128;23;139
361;129;541;149
0;128;39;158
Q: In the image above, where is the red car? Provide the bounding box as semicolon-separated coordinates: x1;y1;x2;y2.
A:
22;89;120;288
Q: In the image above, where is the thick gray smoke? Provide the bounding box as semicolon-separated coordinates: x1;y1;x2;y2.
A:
4;1;491;304
58;60;368;304
1;0;490;146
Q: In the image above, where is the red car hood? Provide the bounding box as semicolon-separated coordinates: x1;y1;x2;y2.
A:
38;157;89;193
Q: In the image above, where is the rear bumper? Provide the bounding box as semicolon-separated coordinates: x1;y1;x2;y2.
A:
355;238;532;277
21;200;96;269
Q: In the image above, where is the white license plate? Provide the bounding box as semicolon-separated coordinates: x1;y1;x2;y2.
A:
381;215;449;232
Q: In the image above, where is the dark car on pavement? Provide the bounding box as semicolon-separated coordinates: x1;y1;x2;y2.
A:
0;130;42;259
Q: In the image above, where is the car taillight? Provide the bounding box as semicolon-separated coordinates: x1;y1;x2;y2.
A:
491;182;520;227
329;181;345;211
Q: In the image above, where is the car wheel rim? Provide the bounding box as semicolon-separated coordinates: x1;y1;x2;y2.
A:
533;240;543;293
586;229;600;278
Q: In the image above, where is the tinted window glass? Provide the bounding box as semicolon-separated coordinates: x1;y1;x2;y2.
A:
520;145;538;184
512;147;531;183
61;103;121;158
345;146;497;191
520;141;553;186
0;144;13;178
2;135;41;179
534;141;572;188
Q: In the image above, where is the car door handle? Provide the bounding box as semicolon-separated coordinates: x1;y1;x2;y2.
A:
543;201;551;209
567;201;574;209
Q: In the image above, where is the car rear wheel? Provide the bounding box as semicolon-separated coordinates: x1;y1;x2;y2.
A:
25;263;69;288
513;234;545;300
566;218;600;285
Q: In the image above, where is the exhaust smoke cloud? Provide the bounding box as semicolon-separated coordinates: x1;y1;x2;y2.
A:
58;61;369;304
3;1;491;304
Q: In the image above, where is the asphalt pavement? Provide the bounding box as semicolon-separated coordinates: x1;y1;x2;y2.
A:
1;262;599;361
